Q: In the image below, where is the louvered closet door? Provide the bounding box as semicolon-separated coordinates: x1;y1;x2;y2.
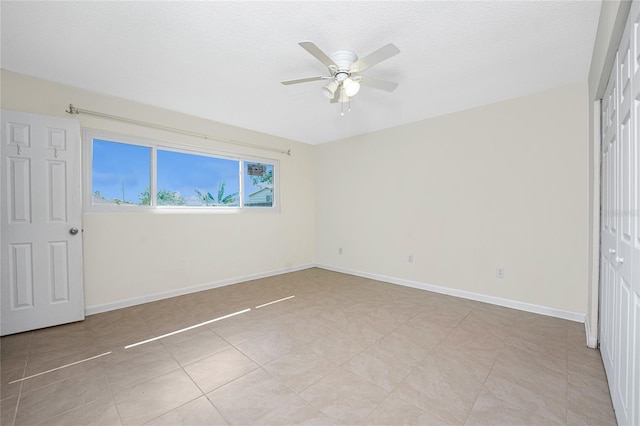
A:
599;3;640;425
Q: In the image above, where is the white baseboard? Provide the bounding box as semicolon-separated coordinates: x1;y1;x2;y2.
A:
85;263;315;316
316;264;586;323
87;262;588;325
585;317;598;348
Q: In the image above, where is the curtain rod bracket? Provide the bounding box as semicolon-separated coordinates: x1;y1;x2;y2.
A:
66;104;79;115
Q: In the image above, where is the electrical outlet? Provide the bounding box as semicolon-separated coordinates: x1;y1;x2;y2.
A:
339;247;343;255
496;268;505;279
408;254;414;263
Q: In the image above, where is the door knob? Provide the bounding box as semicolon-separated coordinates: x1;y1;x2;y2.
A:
609;248;616;254
69;227;79;235
616;256;624;264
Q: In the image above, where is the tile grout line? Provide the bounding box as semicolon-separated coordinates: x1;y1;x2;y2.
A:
433;305;506;425
8;351;113;385
168;322;265;424
139;310;252;423
91;331;123;426
10;332;33;426
105;316;219;423
157;338;208;423
423;306;476;425
335;304;432;422
106;308;240;424
9;364;25;426
1;270;616;425
11;332;111;425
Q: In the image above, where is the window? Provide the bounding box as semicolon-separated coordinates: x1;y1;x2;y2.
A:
244;163;274;207
91;139;151;206
157;150;240;207
85;132;277;211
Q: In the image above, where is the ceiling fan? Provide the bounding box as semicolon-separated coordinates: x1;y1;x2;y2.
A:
281;41;400;114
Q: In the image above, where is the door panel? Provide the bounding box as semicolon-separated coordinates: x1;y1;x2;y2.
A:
616;275;632;421
600;3;640;425
9;243;34;308
48;161;68;221
49;241;70;302
1;110;84;335
601;56;618;381
8;157;31;223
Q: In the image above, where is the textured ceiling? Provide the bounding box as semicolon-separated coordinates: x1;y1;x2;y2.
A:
1;1;601;145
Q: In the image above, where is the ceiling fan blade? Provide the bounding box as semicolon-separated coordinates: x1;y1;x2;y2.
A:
281;76;324;85
299;41;336;68
360;76;399;92
350;44;400;72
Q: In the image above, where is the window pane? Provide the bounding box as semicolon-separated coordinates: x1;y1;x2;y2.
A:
92;139;151;206
157;150;240;206
244;162;274;207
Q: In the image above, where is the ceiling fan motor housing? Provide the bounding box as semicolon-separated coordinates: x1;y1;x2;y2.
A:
330;51;358;76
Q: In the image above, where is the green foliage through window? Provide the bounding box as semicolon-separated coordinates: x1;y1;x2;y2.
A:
88;136;276;210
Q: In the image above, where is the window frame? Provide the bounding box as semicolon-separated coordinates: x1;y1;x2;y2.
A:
83;130;279;213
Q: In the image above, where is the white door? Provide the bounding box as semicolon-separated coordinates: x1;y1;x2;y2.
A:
1;110;84;336
625;6;640;423
600;57;618;383
599;3;640;425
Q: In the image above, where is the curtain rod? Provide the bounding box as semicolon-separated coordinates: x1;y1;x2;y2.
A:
65;104;291;156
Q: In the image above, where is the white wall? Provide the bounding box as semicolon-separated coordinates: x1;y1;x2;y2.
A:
1;69;594;319
1;70;316;312
315;82;590;315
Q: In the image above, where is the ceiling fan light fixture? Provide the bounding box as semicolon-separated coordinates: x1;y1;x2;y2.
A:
343;78;361;97
322;80;339;99
337;88;350;103
282;41;400;113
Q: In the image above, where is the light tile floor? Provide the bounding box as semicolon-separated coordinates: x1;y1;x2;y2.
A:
0;268;617;425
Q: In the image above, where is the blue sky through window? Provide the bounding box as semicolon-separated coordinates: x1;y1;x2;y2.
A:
92;139;274;207
157;150;239;206
92;139;150;204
